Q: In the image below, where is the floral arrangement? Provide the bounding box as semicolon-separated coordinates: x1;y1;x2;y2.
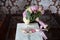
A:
23;5;43;24
23;5;48;29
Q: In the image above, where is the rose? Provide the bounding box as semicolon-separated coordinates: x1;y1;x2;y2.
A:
31;29;36;33
30;5;39;11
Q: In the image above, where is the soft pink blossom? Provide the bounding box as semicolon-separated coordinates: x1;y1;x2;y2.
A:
30;5;39;11
23;10;27;17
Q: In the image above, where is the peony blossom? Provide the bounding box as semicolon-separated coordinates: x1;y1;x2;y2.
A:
30;5;39;11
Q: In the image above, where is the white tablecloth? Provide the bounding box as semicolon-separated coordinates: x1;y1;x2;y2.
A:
15;23;46;40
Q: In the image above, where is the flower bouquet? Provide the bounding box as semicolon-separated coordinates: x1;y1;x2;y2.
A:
23;5;48;29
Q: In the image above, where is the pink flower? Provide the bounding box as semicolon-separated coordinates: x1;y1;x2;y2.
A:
31;29;36;33
23;11;27;17
23;5;39;18
30;5;39;11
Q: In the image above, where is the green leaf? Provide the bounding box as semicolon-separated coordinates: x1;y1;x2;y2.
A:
37;11;41;17
26;11;42;22
26;11;31;20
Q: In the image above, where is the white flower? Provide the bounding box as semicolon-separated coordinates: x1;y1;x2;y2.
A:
26;7;32;13
23;17;30;25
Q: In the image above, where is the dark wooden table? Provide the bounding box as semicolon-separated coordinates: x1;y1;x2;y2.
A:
0;15;11;40
0;15;6;28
